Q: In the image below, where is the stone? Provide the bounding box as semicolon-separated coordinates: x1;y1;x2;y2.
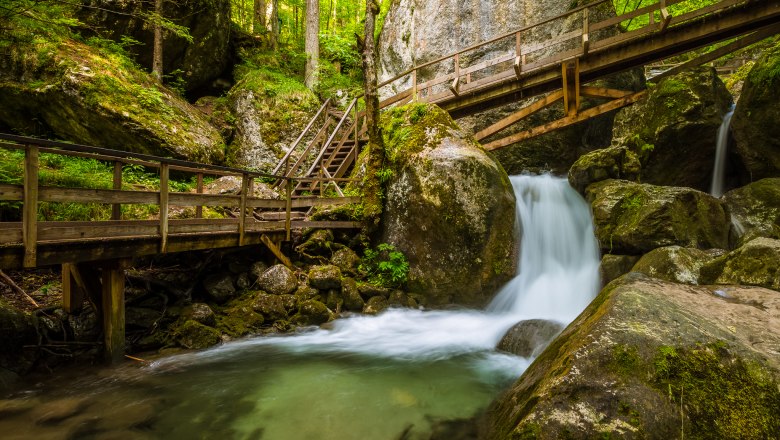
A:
357;282;391;300
325;289;344;313
723;178;780;246
251;293;288;321
586;179;730;254
175;320;221;350
487;274;780;439
125;307;161;329
249;261;269;282
256;264;297;296
611;67;733;192
293;300;332;326
700;237;780;290
279;294;297;312
379;104;516;306
296;230;336;263
631;246;722;285
496;319;564;358
363;296;388;315
78;0;232;93
731;44;780;180
341;277;365;311
0;299;37;375
330;247;361;276
235;272;251;290
308;265;342;290
599;254;640;287
183;303;216;327
294;286;321;302
202;273;235;304
568;146;641;195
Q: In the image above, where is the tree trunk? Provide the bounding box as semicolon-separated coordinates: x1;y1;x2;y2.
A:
270;0;280;50
304;0;319;90
152;0;164;81
360;0;385;231
253;0;266;34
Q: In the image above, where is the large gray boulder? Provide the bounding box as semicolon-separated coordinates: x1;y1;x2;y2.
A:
487;274;780;439
700;237;780;291
256;264;298;296
379;104;516;306
586;179;730;254
723;178;780;246
630;246;723;285
78;0;232;92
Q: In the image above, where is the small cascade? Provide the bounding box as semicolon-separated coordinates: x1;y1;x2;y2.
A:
710;104;736;197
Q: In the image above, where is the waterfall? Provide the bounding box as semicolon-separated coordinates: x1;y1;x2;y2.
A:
710;105;736;197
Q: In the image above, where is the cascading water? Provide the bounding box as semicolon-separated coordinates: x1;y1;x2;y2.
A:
710;104;736;197
1;175;602;440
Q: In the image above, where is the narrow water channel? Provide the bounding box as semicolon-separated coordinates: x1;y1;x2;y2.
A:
0;174;600;440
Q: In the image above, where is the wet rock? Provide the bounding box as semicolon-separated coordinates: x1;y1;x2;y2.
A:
308;265;342;290
256;264;297;296
183;303;216;327
700;237;780;290
251;293;288;321
723;178;780;246
235;272;251;290
357;282;391;300
202;273;235;304
249;261;269;282
497;319;564;358
341;278;365;311
125;307;162;329
279;294;297;312
175;320;221;350
363;296;388;315
587;179;730;254
325;289;344;313
330;247;361;276
631;246;723;285
487;274;780;439
32;397;91;425
599;254;640;286
294;285;321;302
293;300;332;326
388;290;414;308
568;146;641;195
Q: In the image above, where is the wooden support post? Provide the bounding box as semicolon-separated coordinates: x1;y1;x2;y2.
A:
195;173;203;218
159;163;169;253
62;263;86;314
239;173;249;246
285;179;292;241
101;259;128;364
582;8;590;55
412;69;418;101
112;161;122;220
561;59;580;117
659;0;671;31
23;145;39;268
261;234;294;269
450;53;460;96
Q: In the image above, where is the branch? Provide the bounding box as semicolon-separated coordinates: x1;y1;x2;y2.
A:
0;269;39;308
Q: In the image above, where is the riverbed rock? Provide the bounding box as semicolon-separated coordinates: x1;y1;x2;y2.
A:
611;67;733;192
363;296;389;315
251;293;288;321
256;264;297;296
341;277;365;311
586;180;730;254
379;104;516;306
723;178;780;246
0;39;225;162
174;320;221;350
78;0;231;93
308;265;342;290
497;320;564;358
330;247;360;276
700;237;780;291
599;254;640;286
486;273;780;439
292;300;332;326
202;273;235;304
357;282;391;300
731;43;780;180
568;146;641;195
183;303;216;327
630;246;722;285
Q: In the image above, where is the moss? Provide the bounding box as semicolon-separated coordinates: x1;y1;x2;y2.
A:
214;292;265;337
611;344;640;376
652;342;780;439
746;43;780;88
174;320;221;350
380;103;461;162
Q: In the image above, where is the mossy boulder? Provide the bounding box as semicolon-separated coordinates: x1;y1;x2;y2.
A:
700;237;780;290
363;296;389;315
174;320;222;350
215;293;265;337
599;254;639;286
182;303;216;327
567;146;641;195
251;293;288;321
308;265;342;290
723;178;780;246
379;103;516;306
292;300;332;326
341;277;365;311
496;319;564;358
0;299;37;376
487;274;780;439
256;264;297;296
0;39;224;162
631;246;723;285
330;247;360;276
587;179;730;254
731;43;780;180
201;273;235;304
611;67;733;191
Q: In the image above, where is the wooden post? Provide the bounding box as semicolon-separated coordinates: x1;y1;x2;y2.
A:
514;32;523;79
101;260;128;364
582;8;590;55
450;53;460;96
112;161;122;220
62;263;85;314
562;59;580;117
159;163;169;253
261;234;294;269
238;173;250;246
285;178;292;241
22;145;39;268
659;0;671;31
195;173;203;219
412;69;418;101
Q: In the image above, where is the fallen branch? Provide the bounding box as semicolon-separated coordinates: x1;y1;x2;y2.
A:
0;269;39;308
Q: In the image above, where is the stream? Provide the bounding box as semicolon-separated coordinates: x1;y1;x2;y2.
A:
0;174;600;440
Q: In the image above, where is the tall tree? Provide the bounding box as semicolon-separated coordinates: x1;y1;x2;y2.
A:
304;0;319;90
270;0;280;50
152;0;164;81
253;0;266;34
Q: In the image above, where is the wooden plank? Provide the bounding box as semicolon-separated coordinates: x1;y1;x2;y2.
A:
290;220;362;229
239;174;249;246
246;221;286;232
111;161;122;220
23;145;38;268
522;29;581;56
460;53;515;77
62;263;85;314
0;225;22;243
379;89;412;109
169;193;241;207
195;173;203;218
38;223;160;241
474;90;564;141
159;163;169;253
0;183;22;201
415;72;456;91
261;234;293;269
38;187;159;205
580;86;632;99
101;260;127;364
247;198;287;209
285;179;292;241
290;196;361;208
582;8;590;55
483;90;647;150
659;0;672;31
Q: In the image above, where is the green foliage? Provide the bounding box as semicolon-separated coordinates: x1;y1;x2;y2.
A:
611;0;719;32
359;243;410;288
375;167;394;184
320;33;361;71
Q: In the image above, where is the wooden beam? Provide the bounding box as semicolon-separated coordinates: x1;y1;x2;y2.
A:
474;90;564;141
483;90;647;150
659;0;672;31
195;173;203;218
62;263;85;313
238;173;249;246
285;179;293;241
580;86;633;99
261;234;293;269
111;161;122;220
0;183;23;201
159;163;169;253
23;145;38;268
582;8;590;55
101;259;128;364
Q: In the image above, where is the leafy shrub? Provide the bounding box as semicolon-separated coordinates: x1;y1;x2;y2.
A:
359;243;409;288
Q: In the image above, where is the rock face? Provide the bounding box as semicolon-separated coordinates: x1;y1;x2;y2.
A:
630;246;721;285
731;44;780;180
611;67;733;191
380;104;516;306
487;274;780;439
0;39;224;162
599;254;639;286
497;319;564;358
78;0;232;93
586;180;730;254
701;237;780;290
723;178;780;246
568;146;641;194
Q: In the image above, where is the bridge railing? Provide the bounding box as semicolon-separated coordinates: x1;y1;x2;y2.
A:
376;0;736;108
0;133;361;268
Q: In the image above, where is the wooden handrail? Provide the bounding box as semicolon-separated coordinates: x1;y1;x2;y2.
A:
272;98;331;176
305;97;358;176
